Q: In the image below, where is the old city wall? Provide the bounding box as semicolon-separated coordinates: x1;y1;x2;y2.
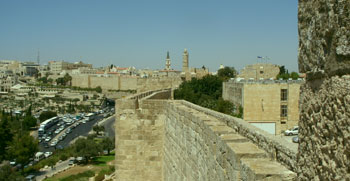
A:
136;77;182;93
115;90;297;180
115;91;169;181
72;75;182;92
297;0;350;180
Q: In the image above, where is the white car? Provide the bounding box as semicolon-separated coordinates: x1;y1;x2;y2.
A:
50;141;57;147
45;137;51;142
284;126;299;136
44;152;52;158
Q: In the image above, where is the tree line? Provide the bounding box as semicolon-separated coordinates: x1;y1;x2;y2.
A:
174;66;243;118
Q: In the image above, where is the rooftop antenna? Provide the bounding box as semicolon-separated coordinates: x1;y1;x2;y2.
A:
37;49;40;65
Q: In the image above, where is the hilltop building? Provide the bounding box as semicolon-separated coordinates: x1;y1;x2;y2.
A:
48;60;92;75
237;63;280;80
223;78;303;135
0;70;18;92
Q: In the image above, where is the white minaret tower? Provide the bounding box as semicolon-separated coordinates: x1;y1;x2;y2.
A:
182;48;189;72
165;51;171;70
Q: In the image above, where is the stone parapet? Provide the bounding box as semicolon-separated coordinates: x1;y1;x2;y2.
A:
177;100;298;172
163;101;296;180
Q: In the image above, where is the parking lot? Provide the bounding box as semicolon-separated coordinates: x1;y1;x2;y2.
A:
38;109;114;153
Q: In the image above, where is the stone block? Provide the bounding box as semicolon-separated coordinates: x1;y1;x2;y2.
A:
240;158;296;181
220;133;248;143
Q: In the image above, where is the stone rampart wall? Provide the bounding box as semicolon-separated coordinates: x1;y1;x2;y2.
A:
115;99;166;181
72;75;182;93
115;90;297;180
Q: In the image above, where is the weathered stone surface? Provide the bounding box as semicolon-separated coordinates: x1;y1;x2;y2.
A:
240;158;297;181
298;0;350;180
297;76;350;180
220;133;248;143
298;0;350;78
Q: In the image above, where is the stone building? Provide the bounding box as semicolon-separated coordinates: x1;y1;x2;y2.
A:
238;63;280;80
223;79;303;134
49;61;70;75
49;60;92;75
0;74;18;92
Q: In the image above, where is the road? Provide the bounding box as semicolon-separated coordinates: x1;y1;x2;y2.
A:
102;116;115;138
39;115;103;152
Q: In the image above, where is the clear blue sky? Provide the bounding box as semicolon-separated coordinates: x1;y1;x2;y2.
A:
0;0;298;72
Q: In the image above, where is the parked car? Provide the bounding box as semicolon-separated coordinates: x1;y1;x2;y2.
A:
45;137;51;142
284;126;299;136
44;152;53;158
25;174;36;181
292;136;299;143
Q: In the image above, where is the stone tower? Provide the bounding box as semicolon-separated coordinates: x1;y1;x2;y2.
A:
182;48;189;72
165;51;171;70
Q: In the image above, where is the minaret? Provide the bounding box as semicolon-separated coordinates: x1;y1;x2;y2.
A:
182;48;189;72
165;51;171;70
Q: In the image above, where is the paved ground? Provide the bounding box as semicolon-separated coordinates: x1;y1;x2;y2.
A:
276;133;298;144
101;116;115;138
35;114;115;180
36;160;71;181
39;116;101;152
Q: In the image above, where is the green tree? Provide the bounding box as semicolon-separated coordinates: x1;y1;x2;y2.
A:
174;74;243;118
39;111;57;122
175;75;223;106
95;86;102;93
7;132;38;165
74;138;102;163
63;73;72;86
290;72;299;80
216;98;234;115
276;66;299;80
23;116;37;130
0;163;25;181
0;116;13;160
56;77;65;86
93;125;105;135
101;137;115;155
217;66;237;81
47;78;54;84
279;65;287;75
25;105;32;116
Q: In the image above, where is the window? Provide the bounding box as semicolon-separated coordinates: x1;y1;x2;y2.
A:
260;71;264;74
281;89;288;101
281;105;288;118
